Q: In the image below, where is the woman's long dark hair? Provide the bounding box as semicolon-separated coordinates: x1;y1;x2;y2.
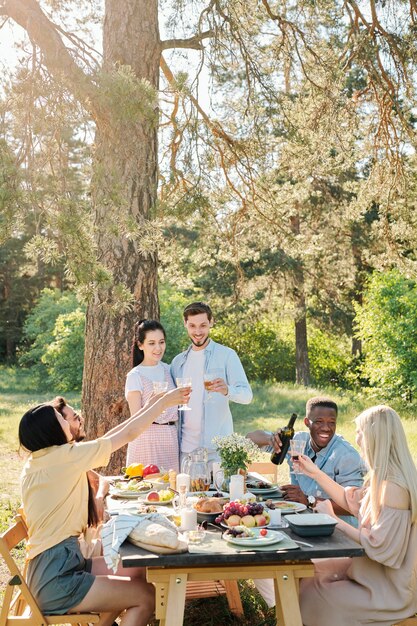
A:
19;403;99;528
132;319;166;367
19;404;68;452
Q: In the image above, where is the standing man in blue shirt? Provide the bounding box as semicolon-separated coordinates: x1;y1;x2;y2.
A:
171;301;252;463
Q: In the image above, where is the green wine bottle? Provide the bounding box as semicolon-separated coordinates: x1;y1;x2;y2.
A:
270;413;298;465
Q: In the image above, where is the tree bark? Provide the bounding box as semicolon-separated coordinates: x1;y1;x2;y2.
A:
294;301;310;386
82;0;161;473
290;214;310;386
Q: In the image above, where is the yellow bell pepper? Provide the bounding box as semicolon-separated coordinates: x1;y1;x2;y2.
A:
125;463;144;478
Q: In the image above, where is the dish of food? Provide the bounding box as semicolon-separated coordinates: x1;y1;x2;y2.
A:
141;489;175;504
267;501;307;514
111;479;153;498
222;527;285;547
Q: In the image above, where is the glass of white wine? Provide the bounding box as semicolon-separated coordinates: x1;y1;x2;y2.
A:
152;381;169;394
175;377;192;411
203;369;223;401
153;381;169;417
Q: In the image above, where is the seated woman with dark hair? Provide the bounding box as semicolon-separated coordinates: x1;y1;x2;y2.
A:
19;386;189;626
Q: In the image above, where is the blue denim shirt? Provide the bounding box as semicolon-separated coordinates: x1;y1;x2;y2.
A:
171;339;252;455
266;431;365;526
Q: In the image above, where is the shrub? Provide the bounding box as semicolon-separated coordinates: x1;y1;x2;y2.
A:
211;317;295;382
354;270;417;401
159;283;189;363
42;309;85;391
308;327;353;389
19;288;85;390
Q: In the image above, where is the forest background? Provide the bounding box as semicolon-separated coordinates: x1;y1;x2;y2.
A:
1;4;417;622
1;0;417;464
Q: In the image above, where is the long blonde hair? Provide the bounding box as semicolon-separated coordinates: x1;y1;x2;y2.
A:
355;405;417;524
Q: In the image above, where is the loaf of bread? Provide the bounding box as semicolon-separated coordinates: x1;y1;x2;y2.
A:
129;516;179;549
194;497;226;514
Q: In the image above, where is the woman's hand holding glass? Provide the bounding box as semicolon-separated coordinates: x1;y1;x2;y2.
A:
292;453;320;477
313;498;336;518
162;386;191;410
175;378;192;411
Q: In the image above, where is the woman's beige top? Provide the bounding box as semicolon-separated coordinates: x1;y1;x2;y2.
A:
300;485;417;626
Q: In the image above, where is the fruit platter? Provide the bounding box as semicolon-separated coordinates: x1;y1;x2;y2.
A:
141;489;175;505
215;500;270;528
120;463;165;481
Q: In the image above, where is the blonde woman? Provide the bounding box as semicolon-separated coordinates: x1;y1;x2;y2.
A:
295;405;417;626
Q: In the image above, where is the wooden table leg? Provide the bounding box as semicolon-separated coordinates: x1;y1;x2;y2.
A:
147;562;312;626
165;572;188;626
274;569;303;626
147;569;188;626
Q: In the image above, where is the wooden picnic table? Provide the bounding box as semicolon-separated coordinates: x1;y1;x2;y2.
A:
119;526;364;626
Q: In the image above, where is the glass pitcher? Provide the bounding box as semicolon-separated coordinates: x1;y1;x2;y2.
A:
181;447;210;492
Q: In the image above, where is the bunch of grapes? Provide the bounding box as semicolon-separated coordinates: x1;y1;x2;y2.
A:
224;527;246;538
214;500;264;524
246;502;264;516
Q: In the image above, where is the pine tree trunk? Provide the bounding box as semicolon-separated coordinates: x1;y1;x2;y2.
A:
82;0;160;473
290;214;310;387
294;304;310;386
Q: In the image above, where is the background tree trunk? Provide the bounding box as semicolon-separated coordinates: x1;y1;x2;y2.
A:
290;214;310;386
82;0;161;473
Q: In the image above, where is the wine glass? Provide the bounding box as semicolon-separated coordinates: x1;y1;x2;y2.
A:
203;368;223;401
289;439;306;474
152;380;168;394
153;381;169;416
175;377;192;411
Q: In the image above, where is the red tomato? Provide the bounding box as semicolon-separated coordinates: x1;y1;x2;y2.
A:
142;463;160;477
260;528;268;537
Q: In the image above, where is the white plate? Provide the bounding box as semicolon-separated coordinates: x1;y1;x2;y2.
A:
223;528;285;547
285;513;337;526
110;490;149;499
268;501;307;514
248;486;283;496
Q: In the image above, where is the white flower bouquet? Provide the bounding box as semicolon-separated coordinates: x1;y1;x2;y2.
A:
212;433;261;474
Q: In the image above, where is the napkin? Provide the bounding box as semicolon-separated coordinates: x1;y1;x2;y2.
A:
101;513;180;571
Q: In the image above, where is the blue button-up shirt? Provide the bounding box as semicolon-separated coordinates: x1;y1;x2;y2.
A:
288;432;365;496
171;339;252;455
265;431;365;526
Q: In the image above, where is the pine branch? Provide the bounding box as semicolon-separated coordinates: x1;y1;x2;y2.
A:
0;0;107;124
161;30;214;51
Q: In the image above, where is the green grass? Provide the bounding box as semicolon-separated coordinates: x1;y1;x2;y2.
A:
233;381;417;466
1;366;417;624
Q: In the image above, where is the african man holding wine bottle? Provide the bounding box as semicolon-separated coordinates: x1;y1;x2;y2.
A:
247;397;365;521
247;396;365;610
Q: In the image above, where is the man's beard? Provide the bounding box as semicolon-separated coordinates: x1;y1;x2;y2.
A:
75;433;86;442
191;336;209;347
